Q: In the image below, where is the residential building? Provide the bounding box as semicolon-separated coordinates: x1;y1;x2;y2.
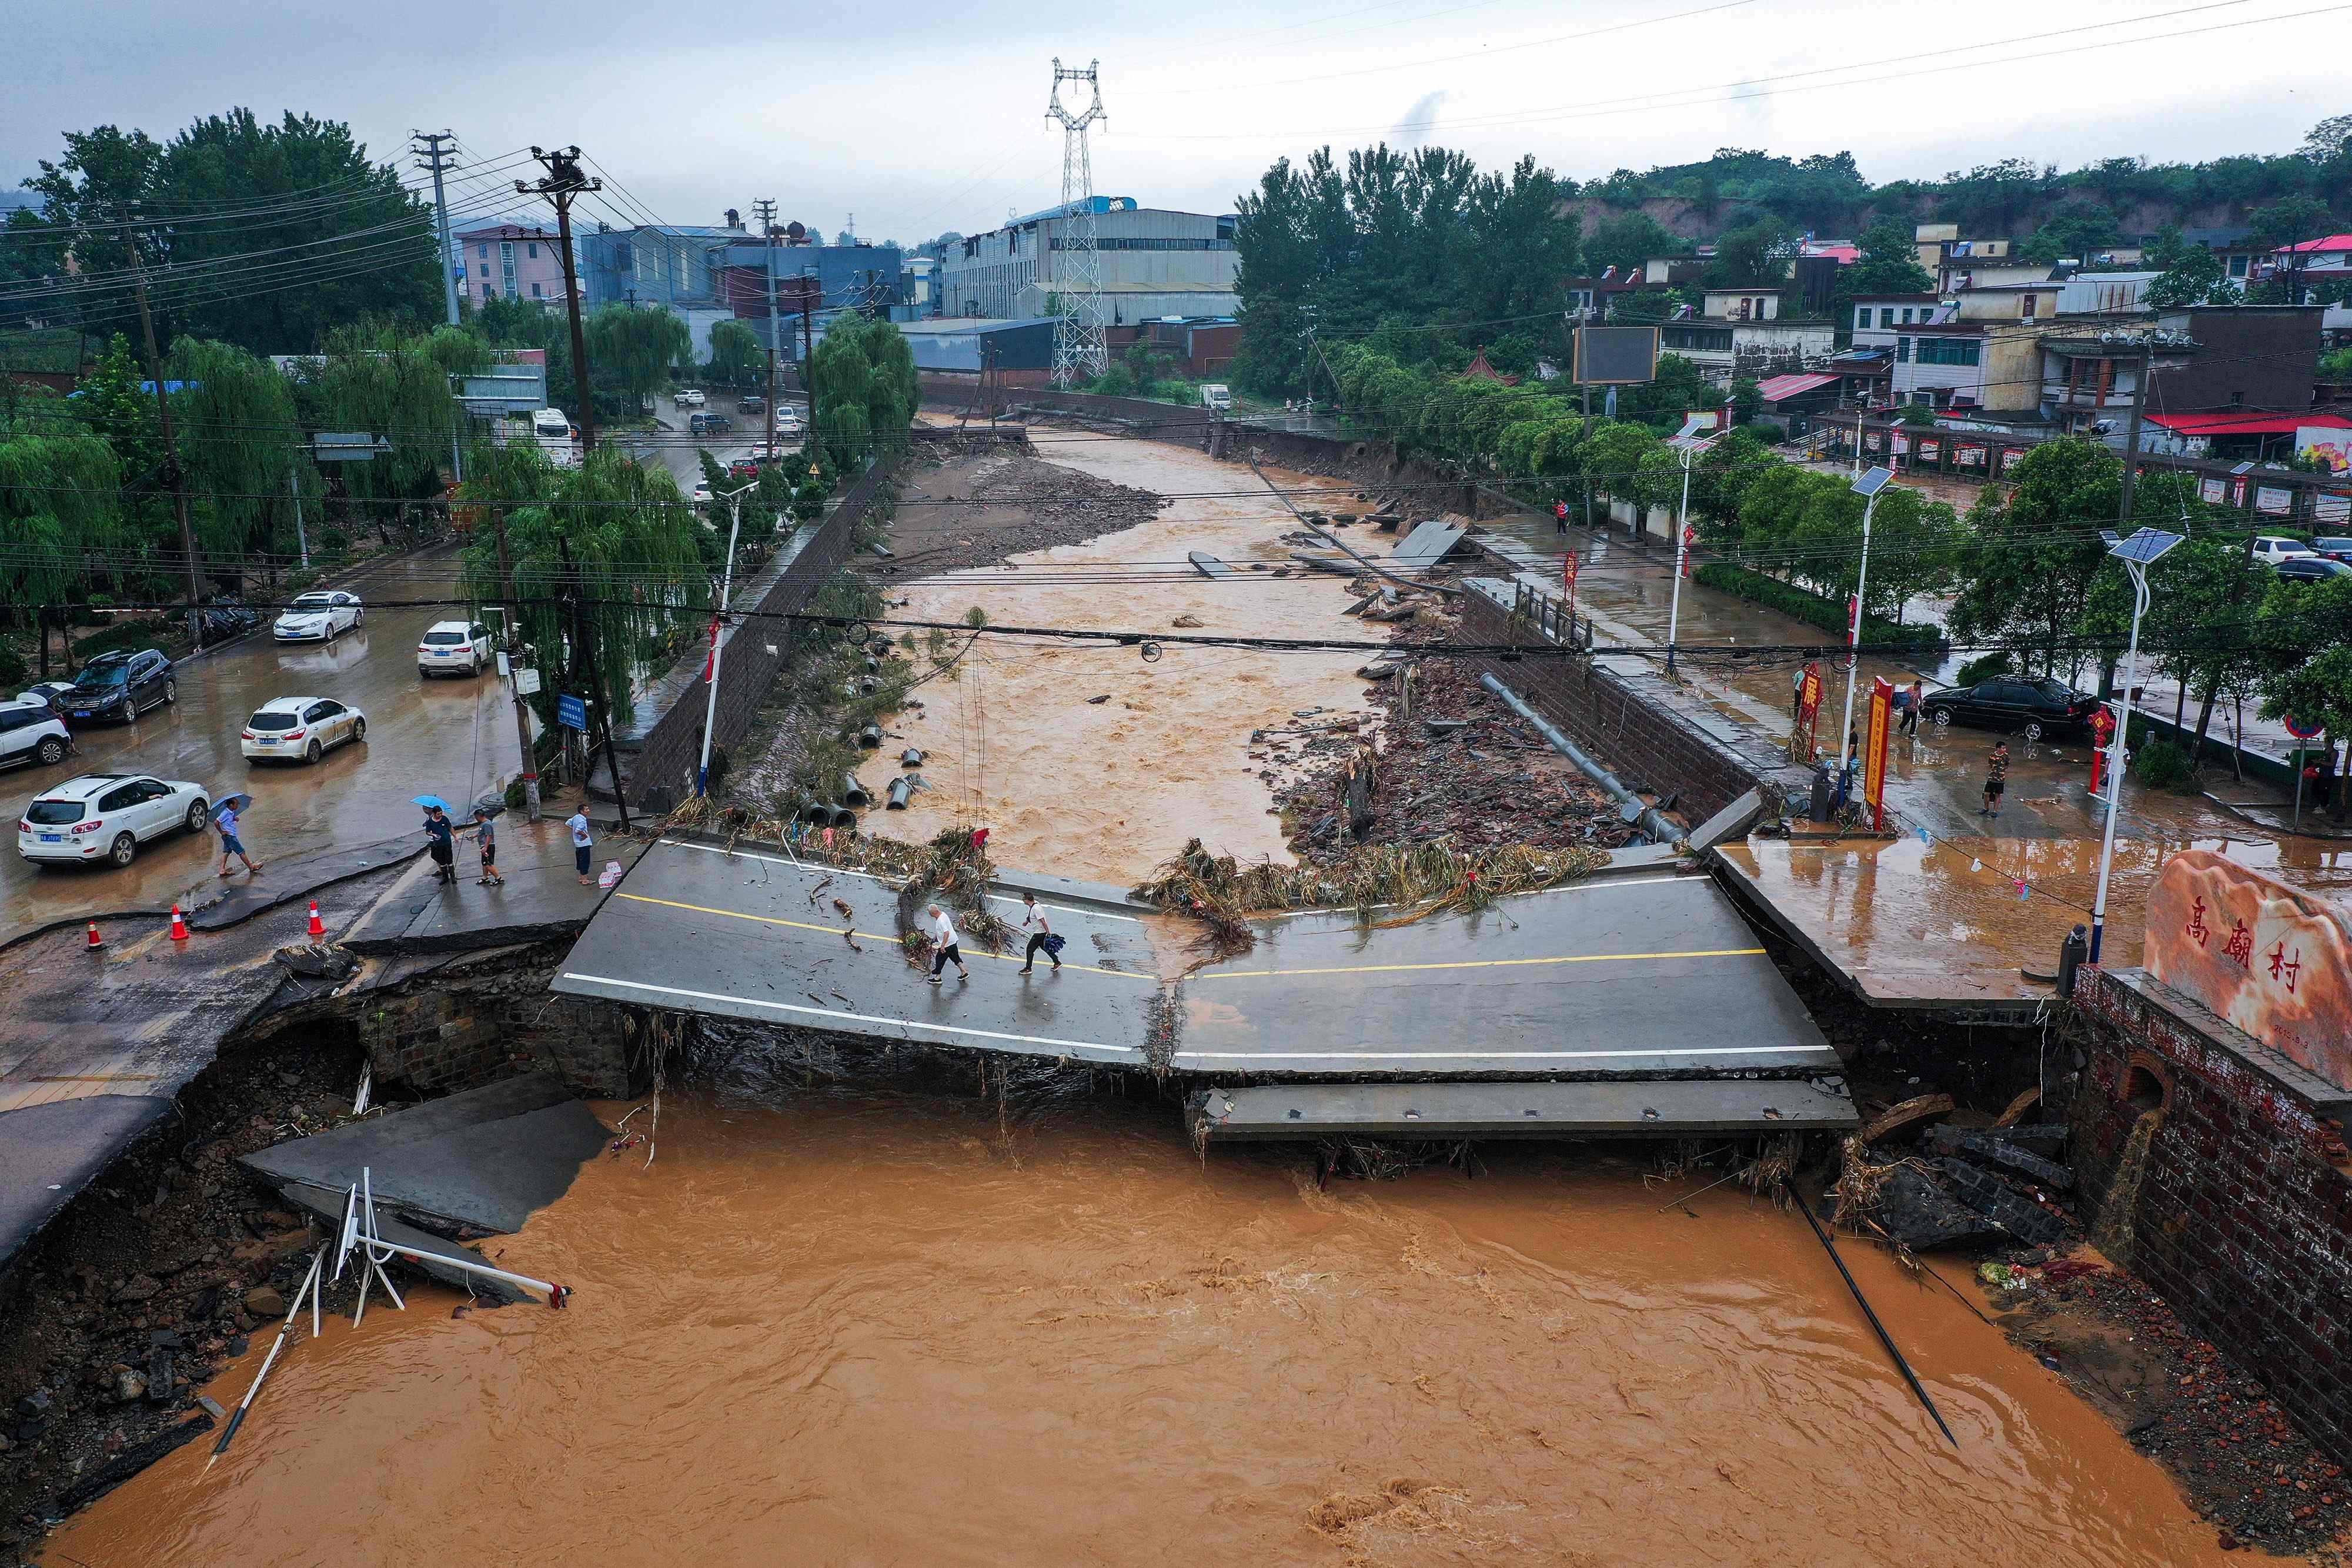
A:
1830;292;1946;404
1658;311;1835;386
2174;226;2263;283
1913;226;2037;291
2036;327;2193;436
1953;281;2063;323
453;224;570;307
2275;234;2352;276
1700;287;1782;321
1887;320;2044;412
927;198;1239;325
2149;304;2325;413
2054;271;2161;316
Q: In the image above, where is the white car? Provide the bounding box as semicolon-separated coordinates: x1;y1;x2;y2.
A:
691;478;714;503
774;405;804;433
2251;536;2318;567
674;389;706;408
273;590;364;642
19;773;211;869
241;696;368;764
0;698;71;771
417;620;493;677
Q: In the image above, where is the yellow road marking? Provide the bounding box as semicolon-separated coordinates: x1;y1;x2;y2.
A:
1195;948;1767;979
613;891;1155;981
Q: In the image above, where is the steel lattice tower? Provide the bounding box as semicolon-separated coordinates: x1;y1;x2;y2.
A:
1045;58;1108;387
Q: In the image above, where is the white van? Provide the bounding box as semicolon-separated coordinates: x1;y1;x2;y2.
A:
1199;384;1232;412
530;407;572;441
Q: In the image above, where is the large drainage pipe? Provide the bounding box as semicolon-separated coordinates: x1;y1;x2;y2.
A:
886;775;916;810
1478;673;1678;845
842;775;872;808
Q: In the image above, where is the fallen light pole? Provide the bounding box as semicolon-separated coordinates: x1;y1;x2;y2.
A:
697;480;758;797
1785;1179;1958;1449
2088;527;2184;964
209;1249;323;1461
335;1168;573;1308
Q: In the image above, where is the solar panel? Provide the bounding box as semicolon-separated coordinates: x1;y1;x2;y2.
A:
2107;526;2184;565
1850;466;1895;497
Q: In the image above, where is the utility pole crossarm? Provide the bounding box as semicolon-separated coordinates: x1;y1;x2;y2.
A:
517;146;602;454
410;131;461;328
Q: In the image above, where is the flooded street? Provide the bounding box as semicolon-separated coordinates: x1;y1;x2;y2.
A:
44;1078;2256;1567
886;439;1373;882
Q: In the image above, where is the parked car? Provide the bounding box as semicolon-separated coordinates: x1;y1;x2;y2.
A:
2250;536;2318;567
0;698;71;770
727;458;760;482
273;590;363;642
673;389;706;409
241;695;368;764
690;412;735;436
2276;555;2352;583
774;404;804;432
691;478;714;504
2309;536;2352;563
740;393;766;417
18;773;210;868
61;650;175;724
416;620;494;677
1919;676;2102;741
15;680;78;717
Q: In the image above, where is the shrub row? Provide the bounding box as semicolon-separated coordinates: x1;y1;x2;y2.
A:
1690;563;1946;652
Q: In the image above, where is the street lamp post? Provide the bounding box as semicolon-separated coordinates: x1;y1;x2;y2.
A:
1838;466;1895;769
696;480;757;797
1663;426;1720;677
2088;527;2184;964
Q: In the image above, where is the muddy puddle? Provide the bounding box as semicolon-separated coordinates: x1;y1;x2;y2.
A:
880;439;1375;884
45;1071;2264;1567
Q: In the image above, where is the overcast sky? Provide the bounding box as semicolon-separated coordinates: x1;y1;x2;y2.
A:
5;0;2340;243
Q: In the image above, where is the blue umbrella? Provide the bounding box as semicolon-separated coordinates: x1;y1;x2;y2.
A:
213;792;253;821
410;794;452;811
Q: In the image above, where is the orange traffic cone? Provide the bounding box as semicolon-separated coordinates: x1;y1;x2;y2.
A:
85;921;103;952
306;900;326;940
169;905;189;942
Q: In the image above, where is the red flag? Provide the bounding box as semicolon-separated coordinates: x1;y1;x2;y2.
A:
702;615;721;681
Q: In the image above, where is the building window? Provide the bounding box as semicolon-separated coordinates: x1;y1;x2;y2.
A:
1880;309;1895;328
1915;337;1982;366
531;282;542;297
1896;336;1911;362
2020;293;2039;319
1856;306;1870;330
527;243;539;259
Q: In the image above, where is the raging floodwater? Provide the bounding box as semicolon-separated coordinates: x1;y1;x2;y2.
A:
46;1067;2260;1567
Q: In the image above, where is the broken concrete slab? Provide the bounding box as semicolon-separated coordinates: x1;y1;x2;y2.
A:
0;1095;176;1265
1934;1158;2069;1246
239;1073;609;1234
1686;788;1766;854
1389;520;1469;570
1925;1125;2074;1189
1846;1165;2004;1252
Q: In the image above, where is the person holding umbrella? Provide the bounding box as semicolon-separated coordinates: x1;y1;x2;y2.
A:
413;795;457;885
213;793;262;879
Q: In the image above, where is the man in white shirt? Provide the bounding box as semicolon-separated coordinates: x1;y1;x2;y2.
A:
1018;891;1061;974
924;902;970;984
566;810;593;884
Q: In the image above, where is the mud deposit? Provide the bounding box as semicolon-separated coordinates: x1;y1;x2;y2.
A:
39;1072;2274;1567
881;439;1375;884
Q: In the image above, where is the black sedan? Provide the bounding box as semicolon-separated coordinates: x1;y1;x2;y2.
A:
1919;675;2100;741
2276;556;2352;584
61;649;177;724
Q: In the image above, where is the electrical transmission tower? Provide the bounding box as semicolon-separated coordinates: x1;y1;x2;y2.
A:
1045;58;1108;388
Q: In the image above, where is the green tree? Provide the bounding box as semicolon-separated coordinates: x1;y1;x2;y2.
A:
1947;439;2120;677
166;336;303;560
302;325;464;536
0;393;126;648
2020;198;2122;265
809;315;916;470
2256;574;2352;818
1584;212;1684;274
707;319;763;388
1703;220;1796;287
585;305;691;409
2144;227;2240;307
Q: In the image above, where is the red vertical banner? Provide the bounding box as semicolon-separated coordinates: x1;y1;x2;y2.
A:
1681;525;1696;577
1563;549;1580;614
2087;706;2115;798
1863;676;1895;831
1796;661;1824;760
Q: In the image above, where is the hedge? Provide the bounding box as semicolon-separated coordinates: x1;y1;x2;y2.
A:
1691;562;1947;652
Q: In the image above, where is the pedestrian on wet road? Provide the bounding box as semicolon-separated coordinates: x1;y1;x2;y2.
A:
924;902;970;984
1018;891;1062;975
1553;499;1569;534
1982;741;2010;818
567;809;594;885
423;806;456;884
472;810;503;887
1900;677;1925;737
214;803;262;879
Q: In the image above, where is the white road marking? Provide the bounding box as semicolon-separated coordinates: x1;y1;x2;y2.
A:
558;972;1145;1059
1173;1047;1830;1063
655;837;1142;922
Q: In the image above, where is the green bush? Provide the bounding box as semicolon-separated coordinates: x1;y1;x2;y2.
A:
0;647;25;686
1690;563;1943;651
2133;737;2196;792
320;527;350;555
1953;650;2013;687
73;618;174;659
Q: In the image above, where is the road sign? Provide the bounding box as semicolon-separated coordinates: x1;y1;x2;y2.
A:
514;668;542;696
311;432;393;463
2285;714;2324;740
556;693;588;731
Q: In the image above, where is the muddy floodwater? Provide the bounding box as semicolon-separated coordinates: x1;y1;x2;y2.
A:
46;1077;2259;1567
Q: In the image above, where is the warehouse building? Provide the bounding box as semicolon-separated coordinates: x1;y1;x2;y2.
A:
925;198;1239;324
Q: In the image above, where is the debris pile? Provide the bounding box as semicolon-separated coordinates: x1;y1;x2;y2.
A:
891;827;1014;967
884;440;1164;577
1829;1102;2074;1254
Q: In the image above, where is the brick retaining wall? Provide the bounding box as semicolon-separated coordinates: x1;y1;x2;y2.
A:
356;945;649;1099
1455;585;1810;826
2071;967;2352;1462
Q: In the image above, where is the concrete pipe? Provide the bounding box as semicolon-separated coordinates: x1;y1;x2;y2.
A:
886;775;915;810
859;676;881;696
864;655;880;673
828;805;857;830
857;723;884;748
797;798;832;825
843;775;873;808
899;747;925;768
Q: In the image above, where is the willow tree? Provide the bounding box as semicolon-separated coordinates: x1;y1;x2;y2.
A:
460;444;708;728
0;394;125;670
308;326;463;535
585;305;691;409
810;316;915;472
167;337;302;561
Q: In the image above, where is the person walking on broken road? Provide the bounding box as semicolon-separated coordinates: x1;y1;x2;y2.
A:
213;800;262;879
1018;891;1063;975
924;902;971;984
567;808;594;885
472;809;504;887
1981;740;2010;819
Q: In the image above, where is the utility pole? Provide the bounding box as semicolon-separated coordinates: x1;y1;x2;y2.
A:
517;147;601;453
559;534;631;832
698;482;756;795
410;131;461;327
800;268;817;456
492;509;542;822
754;198;780;458
288;464;309;570
2116;339;2154;524
120;206;206;653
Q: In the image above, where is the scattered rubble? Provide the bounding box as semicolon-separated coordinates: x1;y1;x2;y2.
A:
883;436;1164;578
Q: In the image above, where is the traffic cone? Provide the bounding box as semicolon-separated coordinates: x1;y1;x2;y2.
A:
169;905;189;942
306;900;326;940
85;921;103;952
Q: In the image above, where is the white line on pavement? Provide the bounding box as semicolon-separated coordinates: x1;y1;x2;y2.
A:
656;837;1143;922
558;972;1145;1059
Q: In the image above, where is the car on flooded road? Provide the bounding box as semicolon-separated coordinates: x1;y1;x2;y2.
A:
61;650;176;724
240;696;368;764
0;698;71;770
18;773;211;868
1919;674;2101;741
273;590;364;643
416;620;493;677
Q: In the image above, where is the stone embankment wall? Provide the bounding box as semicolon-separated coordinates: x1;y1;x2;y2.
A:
322;945;650;1099
1454;587;1810;828
2070;967;2352;1463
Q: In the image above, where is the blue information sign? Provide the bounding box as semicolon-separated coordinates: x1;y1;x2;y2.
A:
557;694;588;732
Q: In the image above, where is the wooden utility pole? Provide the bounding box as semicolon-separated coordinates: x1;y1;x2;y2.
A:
799;269;818;457
517;148;601;453
121;208;206;651
492;509;542;821
559;535;631;831
2116;340;2154;524
753;198;780;459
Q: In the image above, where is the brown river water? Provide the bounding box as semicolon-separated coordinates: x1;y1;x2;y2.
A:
46;1065;2254;1567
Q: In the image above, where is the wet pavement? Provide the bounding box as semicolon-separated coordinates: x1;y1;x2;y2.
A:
1;547;515;946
